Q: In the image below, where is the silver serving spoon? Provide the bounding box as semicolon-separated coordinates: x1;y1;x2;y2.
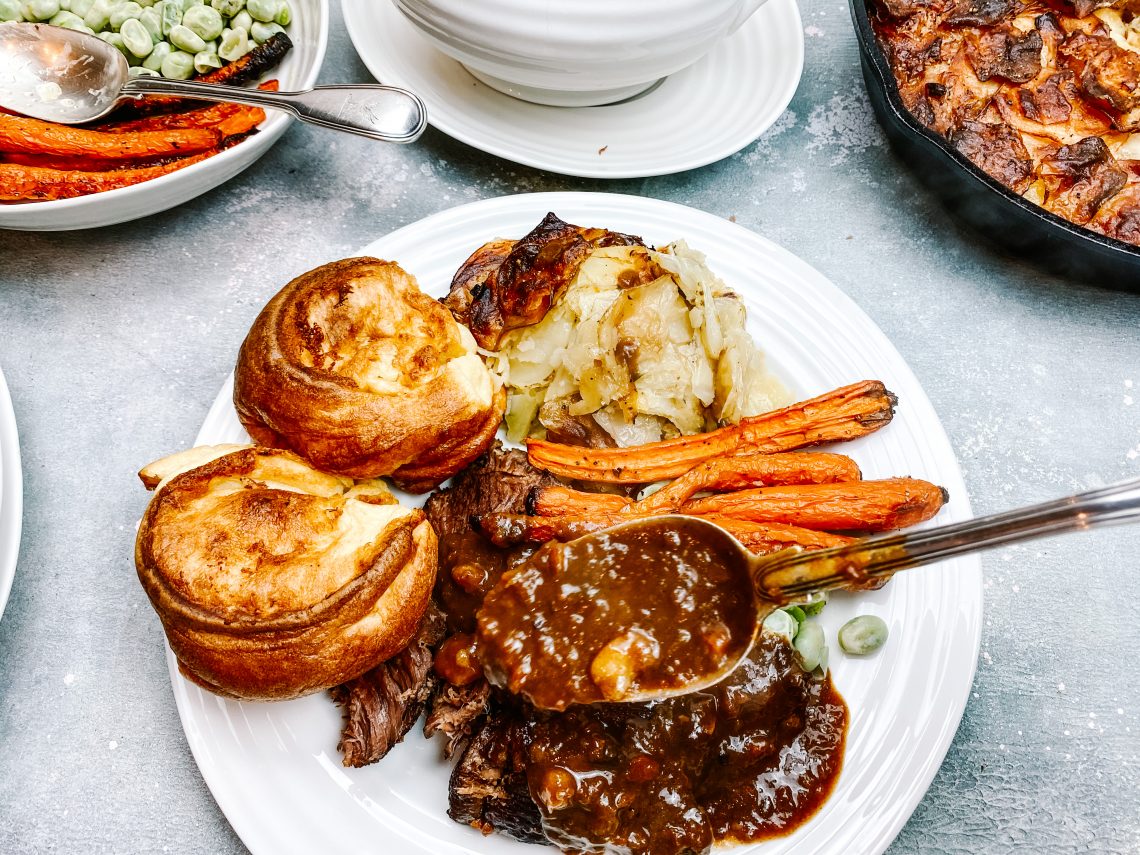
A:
0;22;426;143
477;476;1140;710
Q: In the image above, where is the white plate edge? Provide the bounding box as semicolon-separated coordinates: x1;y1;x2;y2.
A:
0;365;24;622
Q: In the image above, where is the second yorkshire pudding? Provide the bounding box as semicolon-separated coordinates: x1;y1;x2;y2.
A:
234;257;504;492
135;445;437;701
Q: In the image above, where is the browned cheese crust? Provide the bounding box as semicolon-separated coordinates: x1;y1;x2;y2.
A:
233;257;504;491
134;446;437;701
871;0;1140;243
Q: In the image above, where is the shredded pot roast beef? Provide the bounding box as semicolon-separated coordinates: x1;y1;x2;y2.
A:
424;442;557;542
330;604;447;768
448;699;546;844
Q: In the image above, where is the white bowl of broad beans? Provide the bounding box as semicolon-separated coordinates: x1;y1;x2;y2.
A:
0;0;328;230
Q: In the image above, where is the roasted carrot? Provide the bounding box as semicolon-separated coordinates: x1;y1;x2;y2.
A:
682;478;947;532
96;102;245;134
628;452;863;514
0;151;216;201
214;105;268;139
529;485;629;516
0;114;220;161
526;381;897;484
708;518;856;554
1;152;183;170
198;35;292;86
95;81;278;134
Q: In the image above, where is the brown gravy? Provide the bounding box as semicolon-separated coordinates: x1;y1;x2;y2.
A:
476;521;755;710
438;521;848;854
526;633;848;854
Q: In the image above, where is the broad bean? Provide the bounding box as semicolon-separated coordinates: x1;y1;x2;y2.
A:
160;48;195;78
138;5;160;39
838;615;889;656
217;24;247;60
761;609;798;644
249;19;280;42
49;9;86;27
141;38;171;70
792;621;826;673
25;0;60;20
168;22;205;51
244;0;274;22
193;48;220;73
97;28;126;52
109;0;142;29
209;0;241;16
81;0;110;29
181;4;221;39
120;17;153;56
157;0;180;36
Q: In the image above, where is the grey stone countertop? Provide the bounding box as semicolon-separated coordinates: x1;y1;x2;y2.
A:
1;0;1139;852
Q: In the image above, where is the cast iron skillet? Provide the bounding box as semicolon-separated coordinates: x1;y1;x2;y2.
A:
850;0;1140;290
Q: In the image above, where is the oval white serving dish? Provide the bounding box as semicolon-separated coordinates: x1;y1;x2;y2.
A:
0;0;329;233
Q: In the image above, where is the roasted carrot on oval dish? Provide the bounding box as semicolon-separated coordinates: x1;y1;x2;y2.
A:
0;114;220;161
95;82;279;134
1;152;179;170
682;477;948;532
526;380;897;484
0;152;219;201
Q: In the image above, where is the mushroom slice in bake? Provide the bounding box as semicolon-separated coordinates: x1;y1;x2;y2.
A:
233;257;505;492
134;445;437;701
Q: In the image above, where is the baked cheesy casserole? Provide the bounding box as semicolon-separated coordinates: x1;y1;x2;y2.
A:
871;0;1140;245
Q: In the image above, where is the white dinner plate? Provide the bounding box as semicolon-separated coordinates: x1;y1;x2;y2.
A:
340;0;804;178
172;192;982;855
0;365;23;620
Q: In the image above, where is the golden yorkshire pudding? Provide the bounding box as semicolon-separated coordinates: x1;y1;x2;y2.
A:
233;257;505;492
134;445;437;701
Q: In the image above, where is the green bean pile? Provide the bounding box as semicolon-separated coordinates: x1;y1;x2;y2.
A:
0;0;291;80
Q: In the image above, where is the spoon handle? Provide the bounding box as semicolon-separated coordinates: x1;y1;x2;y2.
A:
754;476;1140;600
119;78;427;143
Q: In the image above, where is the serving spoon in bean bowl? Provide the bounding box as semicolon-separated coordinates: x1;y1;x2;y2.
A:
0;22;427;143
476;476;1140;711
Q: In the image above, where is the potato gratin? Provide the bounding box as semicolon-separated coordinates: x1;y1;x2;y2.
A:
872;0;1140;245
